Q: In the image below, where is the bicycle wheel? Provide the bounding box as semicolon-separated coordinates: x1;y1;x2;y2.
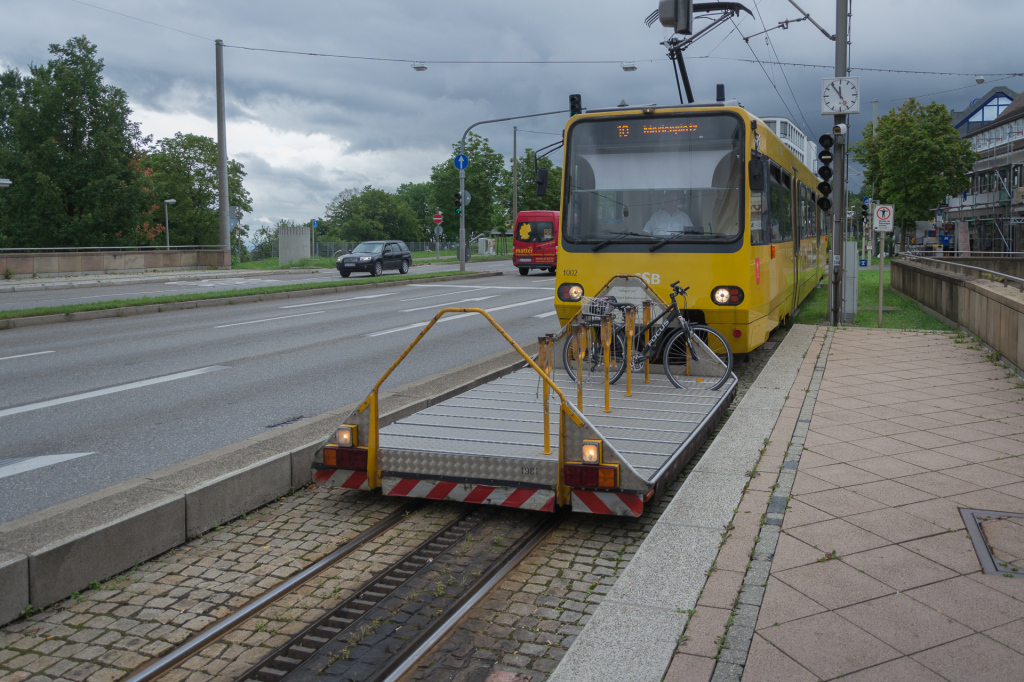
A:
562;326;628;384
662;325;733;390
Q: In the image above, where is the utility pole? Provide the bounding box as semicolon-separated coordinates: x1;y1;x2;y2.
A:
512;126;518;234
215;40;230;260
829;0;848;326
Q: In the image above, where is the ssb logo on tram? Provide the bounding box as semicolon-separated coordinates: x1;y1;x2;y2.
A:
636;272;661;285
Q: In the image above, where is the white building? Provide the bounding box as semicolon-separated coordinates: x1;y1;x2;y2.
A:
760;116;818;169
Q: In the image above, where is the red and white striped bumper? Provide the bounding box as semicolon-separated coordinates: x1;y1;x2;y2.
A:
571;490;644;517
312;469;370;490
382;477;555;512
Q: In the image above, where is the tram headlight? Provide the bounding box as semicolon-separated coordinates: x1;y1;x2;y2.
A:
558;283;584;302
581;440;601;464
712;286;744;306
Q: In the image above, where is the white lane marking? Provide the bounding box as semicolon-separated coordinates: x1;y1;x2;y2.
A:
0;366;228;418
401;296;497;313
533;311;558;318
398;288;485;302
366;296;552;337
0;453;96;479
0;350;55;362
407;284;556;291
215;311;324;328
279;293;396;309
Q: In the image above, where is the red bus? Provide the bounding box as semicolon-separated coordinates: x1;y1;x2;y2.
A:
512;210;559;276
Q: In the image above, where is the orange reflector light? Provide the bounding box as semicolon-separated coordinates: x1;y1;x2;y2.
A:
564;464;617;489
322;446;367;471
771;245;776;259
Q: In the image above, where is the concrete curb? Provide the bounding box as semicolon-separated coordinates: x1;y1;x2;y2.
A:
548;325;818;682
0;271;498;330
0;338;538;626
0;268;324;293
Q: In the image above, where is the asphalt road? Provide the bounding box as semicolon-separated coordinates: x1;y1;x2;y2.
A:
0;261;559;524
0;259;506;311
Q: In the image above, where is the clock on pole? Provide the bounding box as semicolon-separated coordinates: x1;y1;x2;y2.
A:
821;77;860;115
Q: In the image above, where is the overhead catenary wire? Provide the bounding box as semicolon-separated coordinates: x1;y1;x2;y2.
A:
751;0;814;135
67;0;214;41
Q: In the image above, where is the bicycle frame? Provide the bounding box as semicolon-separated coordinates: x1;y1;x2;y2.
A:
633;295;688;361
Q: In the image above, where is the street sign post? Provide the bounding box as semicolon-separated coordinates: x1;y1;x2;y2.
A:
433;213;443;225
872;204;894;328
462;191;471;207
454;154;468;170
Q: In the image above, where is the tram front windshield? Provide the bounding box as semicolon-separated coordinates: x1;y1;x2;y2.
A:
563;114;744;245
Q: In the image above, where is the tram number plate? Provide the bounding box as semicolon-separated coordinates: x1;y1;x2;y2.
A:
520;466;538;475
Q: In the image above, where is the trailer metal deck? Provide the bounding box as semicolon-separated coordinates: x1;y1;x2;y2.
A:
312;276;736;517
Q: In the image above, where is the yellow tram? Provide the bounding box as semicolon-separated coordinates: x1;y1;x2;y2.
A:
553;103;828;354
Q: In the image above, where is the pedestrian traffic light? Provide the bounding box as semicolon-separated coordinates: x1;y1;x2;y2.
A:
569;94;582;117
454;191;462;214
816;134;834;212
861;202;870;224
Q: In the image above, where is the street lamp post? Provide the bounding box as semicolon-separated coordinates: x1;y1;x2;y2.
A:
164;199;176;249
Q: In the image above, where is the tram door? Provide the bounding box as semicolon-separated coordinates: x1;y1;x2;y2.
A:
790;176;800;315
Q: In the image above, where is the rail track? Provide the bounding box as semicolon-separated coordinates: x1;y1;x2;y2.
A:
123;502;563;682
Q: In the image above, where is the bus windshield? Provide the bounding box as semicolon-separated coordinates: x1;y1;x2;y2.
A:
563;113;744;246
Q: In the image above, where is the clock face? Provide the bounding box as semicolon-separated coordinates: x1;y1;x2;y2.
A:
822;77;860;114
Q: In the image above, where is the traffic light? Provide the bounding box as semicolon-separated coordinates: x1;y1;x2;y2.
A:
454;191;463;214
569;94;582;117
816;134;834;212
861;201;870;224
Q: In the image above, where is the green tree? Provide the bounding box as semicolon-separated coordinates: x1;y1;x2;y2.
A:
250;222;279;260
321;187;358;240
329;185;420;242
499;148;563;222
146;132;252;246
429;133;505;240
396;181;434;232
852;98;976;243
0;36;155;247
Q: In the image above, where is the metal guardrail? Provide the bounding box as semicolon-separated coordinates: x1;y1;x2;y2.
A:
0;245;224;253
902;253;1024;287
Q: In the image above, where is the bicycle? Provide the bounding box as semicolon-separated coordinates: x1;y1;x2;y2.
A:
562;281;733;390
561;295;629;384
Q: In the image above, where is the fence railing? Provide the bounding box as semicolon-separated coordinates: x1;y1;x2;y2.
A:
0;245;224;253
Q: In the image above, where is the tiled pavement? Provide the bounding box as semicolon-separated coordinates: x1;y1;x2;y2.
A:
667;327;1024;681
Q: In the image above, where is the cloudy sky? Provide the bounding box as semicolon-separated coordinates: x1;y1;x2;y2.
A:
3;0;1022;230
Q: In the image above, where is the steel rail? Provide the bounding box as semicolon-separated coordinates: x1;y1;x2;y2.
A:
376;510;567;682
122;501;424;682
902;253;1024;286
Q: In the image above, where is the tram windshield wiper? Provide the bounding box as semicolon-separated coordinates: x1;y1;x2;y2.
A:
648;230;704;252
592;231;646;252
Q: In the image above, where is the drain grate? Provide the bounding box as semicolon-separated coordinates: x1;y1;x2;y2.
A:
266;415;304;429
960;508;1024;577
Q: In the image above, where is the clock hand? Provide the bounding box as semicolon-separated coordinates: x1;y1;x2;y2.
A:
831;83;842;97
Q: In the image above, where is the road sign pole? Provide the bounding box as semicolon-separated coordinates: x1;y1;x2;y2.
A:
878;224;884;328
458;168;466;272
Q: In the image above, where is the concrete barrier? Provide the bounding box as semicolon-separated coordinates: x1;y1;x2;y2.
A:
0;249;230;278
892;257;1024;372
0;340;538;626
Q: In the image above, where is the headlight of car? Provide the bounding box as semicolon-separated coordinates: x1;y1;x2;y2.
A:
359;256;371;261
336;257;343;263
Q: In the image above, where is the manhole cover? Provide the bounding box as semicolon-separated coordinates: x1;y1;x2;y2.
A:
960;508;1024;577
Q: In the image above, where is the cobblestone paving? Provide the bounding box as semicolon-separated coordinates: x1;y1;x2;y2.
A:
408;329;790;681
0;330;787;682
0;489;455;682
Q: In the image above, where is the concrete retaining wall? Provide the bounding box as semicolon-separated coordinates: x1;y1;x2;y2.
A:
892;258;1024;371
0;341;537;626
0;249;230;278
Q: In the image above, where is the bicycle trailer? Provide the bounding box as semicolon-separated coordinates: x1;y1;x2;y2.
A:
312;276;737;517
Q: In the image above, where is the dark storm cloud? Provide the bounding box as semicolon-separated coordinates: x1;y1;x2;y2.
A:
4;0;1022;220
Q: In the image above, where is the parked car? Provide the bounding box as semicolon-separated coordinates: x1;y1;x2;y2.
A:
336;240;412;277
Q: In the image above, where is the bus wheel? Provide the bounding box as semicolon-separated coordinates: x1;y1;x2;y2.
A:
519;267;529;276
547;267;556;273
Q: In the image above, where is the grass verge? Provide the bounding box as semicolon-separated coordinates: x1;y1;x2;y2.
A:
793;266;950;331
0;270;467;320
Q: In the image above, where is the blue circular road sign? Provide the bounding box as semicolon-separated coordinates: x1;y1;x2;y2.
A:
454;154;469;170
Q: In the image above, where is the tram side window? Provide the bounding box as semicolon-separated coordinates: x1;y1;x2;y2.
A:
798;184;815;239
768;164;792;242
750;158;770;245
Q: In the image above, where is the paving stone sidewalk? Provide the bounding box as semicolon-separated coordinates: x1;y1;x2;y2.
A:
666;327;1024;682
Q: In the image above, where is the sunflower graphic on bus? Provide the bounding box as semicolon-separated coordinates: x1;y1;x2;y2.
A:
512;210;559;276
